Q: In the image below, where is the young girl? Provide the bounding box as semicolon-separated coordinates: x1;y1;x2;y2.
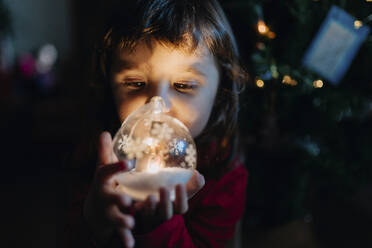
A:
63;0;248;247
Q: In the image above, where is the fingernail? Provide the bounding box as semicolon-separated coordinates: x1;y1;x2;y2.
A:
127;216;135;229
128;237;135;248
101;131;111;143
124;229;135;248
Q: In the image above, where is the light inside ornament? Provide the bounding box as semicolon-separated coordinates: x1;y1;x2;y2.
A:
147;155;163;173
112;96;197;201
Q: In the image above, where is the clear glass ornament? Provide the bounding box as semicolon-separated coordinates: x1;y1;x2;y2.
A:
112;96;197;201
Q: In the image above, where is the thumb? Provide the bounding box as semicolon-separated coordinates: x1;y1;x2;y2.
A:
98;131;114;165
96;161;129;185
186;170;205;199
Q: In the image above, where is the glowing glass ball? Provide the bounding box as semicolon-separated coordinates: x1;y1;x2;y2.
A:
112;96;197;200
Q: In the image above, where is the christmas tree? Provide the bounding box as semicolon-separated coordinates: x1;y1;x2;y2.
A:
222;0;372;229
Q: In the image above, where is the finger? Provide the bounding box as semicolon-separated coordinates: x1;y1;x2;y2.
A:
143;194;157;217
133;194;157;215
117;228;135;248
186;170;205;199
96;161;128;185
174;184;188;215
98;131;113;165
112;151;119;163
111;193;133;210
109;207;135;229
113;214;135;229
159;187;172;220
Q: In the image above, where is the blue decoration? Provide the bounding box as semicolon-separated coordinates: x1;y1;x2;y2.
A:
303;6;370;84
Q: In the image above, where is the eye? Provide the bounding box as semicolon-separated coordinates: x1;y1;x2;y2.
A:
123;81;146;90
173;81;199;93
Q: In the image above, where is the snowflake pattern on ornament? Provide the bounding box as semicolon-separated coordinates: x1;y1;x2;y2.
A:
168;138;186;156
150;122;174;141
185;144;196;168
123;137;147;160
118;134;130;152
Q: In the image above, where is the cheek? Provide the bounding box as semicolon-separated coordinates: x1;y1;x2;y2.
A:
171;91;216;138
188;103;213;138
115;93;148;123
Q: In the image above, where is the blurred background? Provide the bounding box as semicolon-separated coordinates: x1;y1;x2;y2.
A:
1;0;371;247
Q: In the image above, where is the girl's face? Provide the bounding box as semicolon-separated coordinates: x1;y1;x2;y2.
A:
110;41;220;138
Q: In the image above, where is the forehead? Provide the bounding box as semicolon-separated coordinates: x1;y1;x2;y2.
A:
113;40;216;70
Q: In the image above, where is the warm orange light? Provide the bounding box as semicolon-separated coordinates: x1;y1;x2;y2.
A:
147;155;164;173
282;75;297;86
256;79;265;88
313;80;324;88
267;31;276;39
257;20;269;34
282;75;291;84
354;20;363;29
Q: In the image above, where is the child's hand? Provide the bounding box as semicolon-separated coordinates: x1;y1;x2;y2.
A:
83;132;135;248
133;170;205;233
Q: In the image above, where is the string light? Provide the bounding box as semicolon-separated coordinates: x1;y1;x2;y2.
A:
257;20;269;34
257;20;276;39
256;78;265;88
354;20;363;29
282;75;291;84
282;75;298;86
313;80;324;88
256;18;279;40
267;31;276;39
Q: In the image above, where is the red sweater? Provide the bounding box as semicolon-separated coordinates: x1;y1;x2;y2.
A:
62;159;248;247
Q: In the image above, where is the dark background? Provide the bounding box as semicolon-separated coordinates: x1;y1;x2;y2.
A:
1;0;371;247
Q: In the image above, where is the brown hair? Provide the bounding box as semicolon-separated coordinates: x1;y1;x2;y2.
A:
86;0;248;176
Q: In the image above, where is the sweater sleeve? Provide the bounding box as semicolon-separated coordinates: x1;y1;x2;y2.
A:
134;164;248;248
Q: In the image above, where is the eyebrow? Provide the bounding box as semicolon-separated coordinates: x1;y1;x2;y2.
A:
182;63;208;78
111;59;138;73
112;59;210;81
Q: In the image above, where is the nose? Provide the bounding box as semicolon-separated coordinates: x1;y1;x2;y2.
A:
147;81;172;111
